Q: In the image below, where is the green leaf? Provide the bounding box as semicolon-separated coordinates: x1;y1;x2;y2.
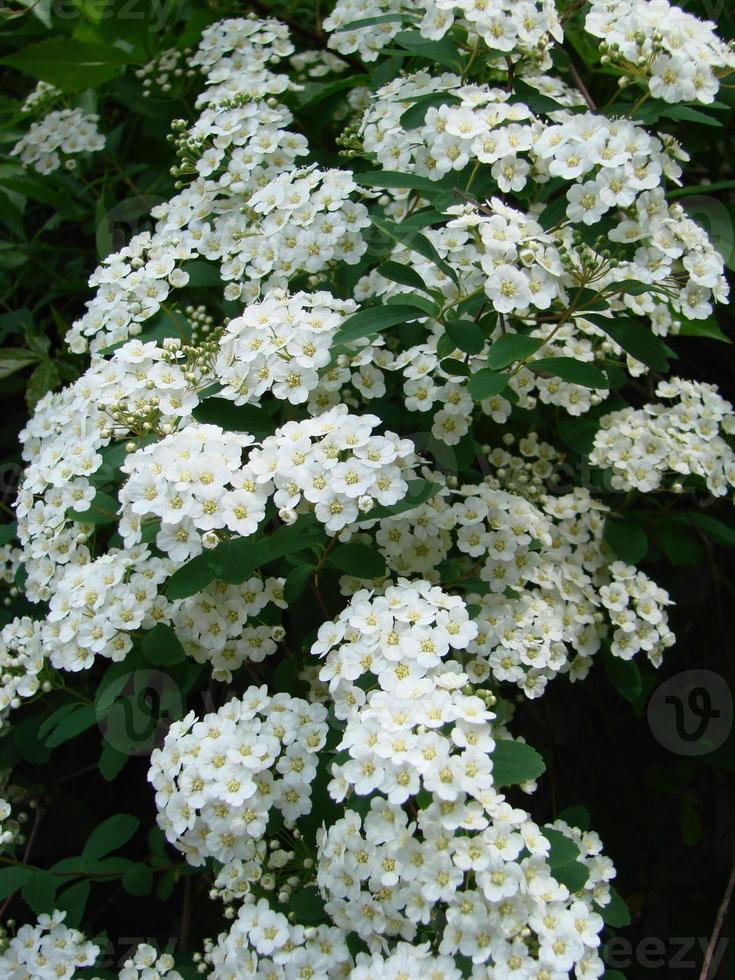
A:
44;705;97;748
393;30;461;70
487;334;544;370
328;543;386;579
355;171;439;193
38;702;79;741
467;369;509;401
654;522;706;566
142;623;186;666
83;814;139;862
604;516;648;564
440;358;471;377
399;91;461;129
603;651;642;704
0;348;40;380
334;12;408;30
26;360;60;411
530;357;609;389
585;314;669;372
55;879;90;929
207;518;324;586
165;552;214;601
99;743;127;782
542;828;590;892
385;292;439;316
492;739;546;787
678;317;730;343
357;478;441;522
0;39;132;93
0;522;17;546
378;260;434;294
0;865;32;902
445;319;485;356
295;74;365;109
192;398;276;437
686;513;735;548
558;805;591;832
289;885;328;924
598;886;631;927
122;863;154;896
334;303;428;345
661;104;722;127
371;213;458;284
71;490;119;526
284;565;313;604
22;871;57;914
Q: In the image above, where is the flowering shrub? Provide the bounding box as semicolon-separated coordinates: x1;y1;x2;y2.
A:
0;0;733;976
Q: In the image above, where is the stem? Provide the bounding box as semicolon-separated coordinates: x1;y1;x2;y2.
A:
699;861;735;980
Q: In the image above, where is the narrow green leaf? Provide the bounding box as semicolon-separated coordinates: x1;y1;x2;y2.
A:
487;334;544;370
165;552;215;601
467;369;509;401
358;478;441;522
603;651;642;704
45;705;97;748
0;348;41;380
0;866;32;901
192;398;276;437
492;739;546;787
598;886;632;927
530;357;609;389
334;303;427;345
604;516;648;564
445;319;485;355
83;814;140;861
142;623;186;666
378;260;433;293
542;828;590;892
328;542;386;579
585;314;669;372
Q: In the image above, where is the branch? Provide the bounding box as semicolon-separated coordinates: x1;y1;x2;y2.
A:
699;861;735;980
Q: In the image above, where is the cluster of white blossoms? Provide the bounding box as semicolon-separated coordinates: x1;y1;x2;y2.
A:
149;687;328;867
590;377;735;496
135;47;196;97
15;339;201;602
325;0;562;66
318;801;611;973
0;616;45;712
586;0;735;104
11;107;105;174
363;457;673;695
0;793;20;849
116;943;184;980
65;16;369;355
119;424;260;561
19;80;60;114
171;575;286;681
203;897;351;979
215;289;356;406
0;912;99;979
248;405;417;532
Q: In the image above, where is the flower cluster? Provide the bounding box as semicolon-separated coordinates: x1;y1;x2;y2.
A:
12;108;105;174
119;424;260;560
325;0;562;66
171;575;286;681
203;897;351;978
586;0;735;104
248;405;417;532
19;80;60;114
118;943;183;980
318;803;612;972
135;47;196;97
590;377;735;496
0;912;99;979
149;687;328;866
215;289;356;406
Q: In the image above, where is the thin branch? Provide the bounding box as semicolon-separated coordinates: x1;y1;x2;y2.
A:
699;861;735;980
564;48;597;112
